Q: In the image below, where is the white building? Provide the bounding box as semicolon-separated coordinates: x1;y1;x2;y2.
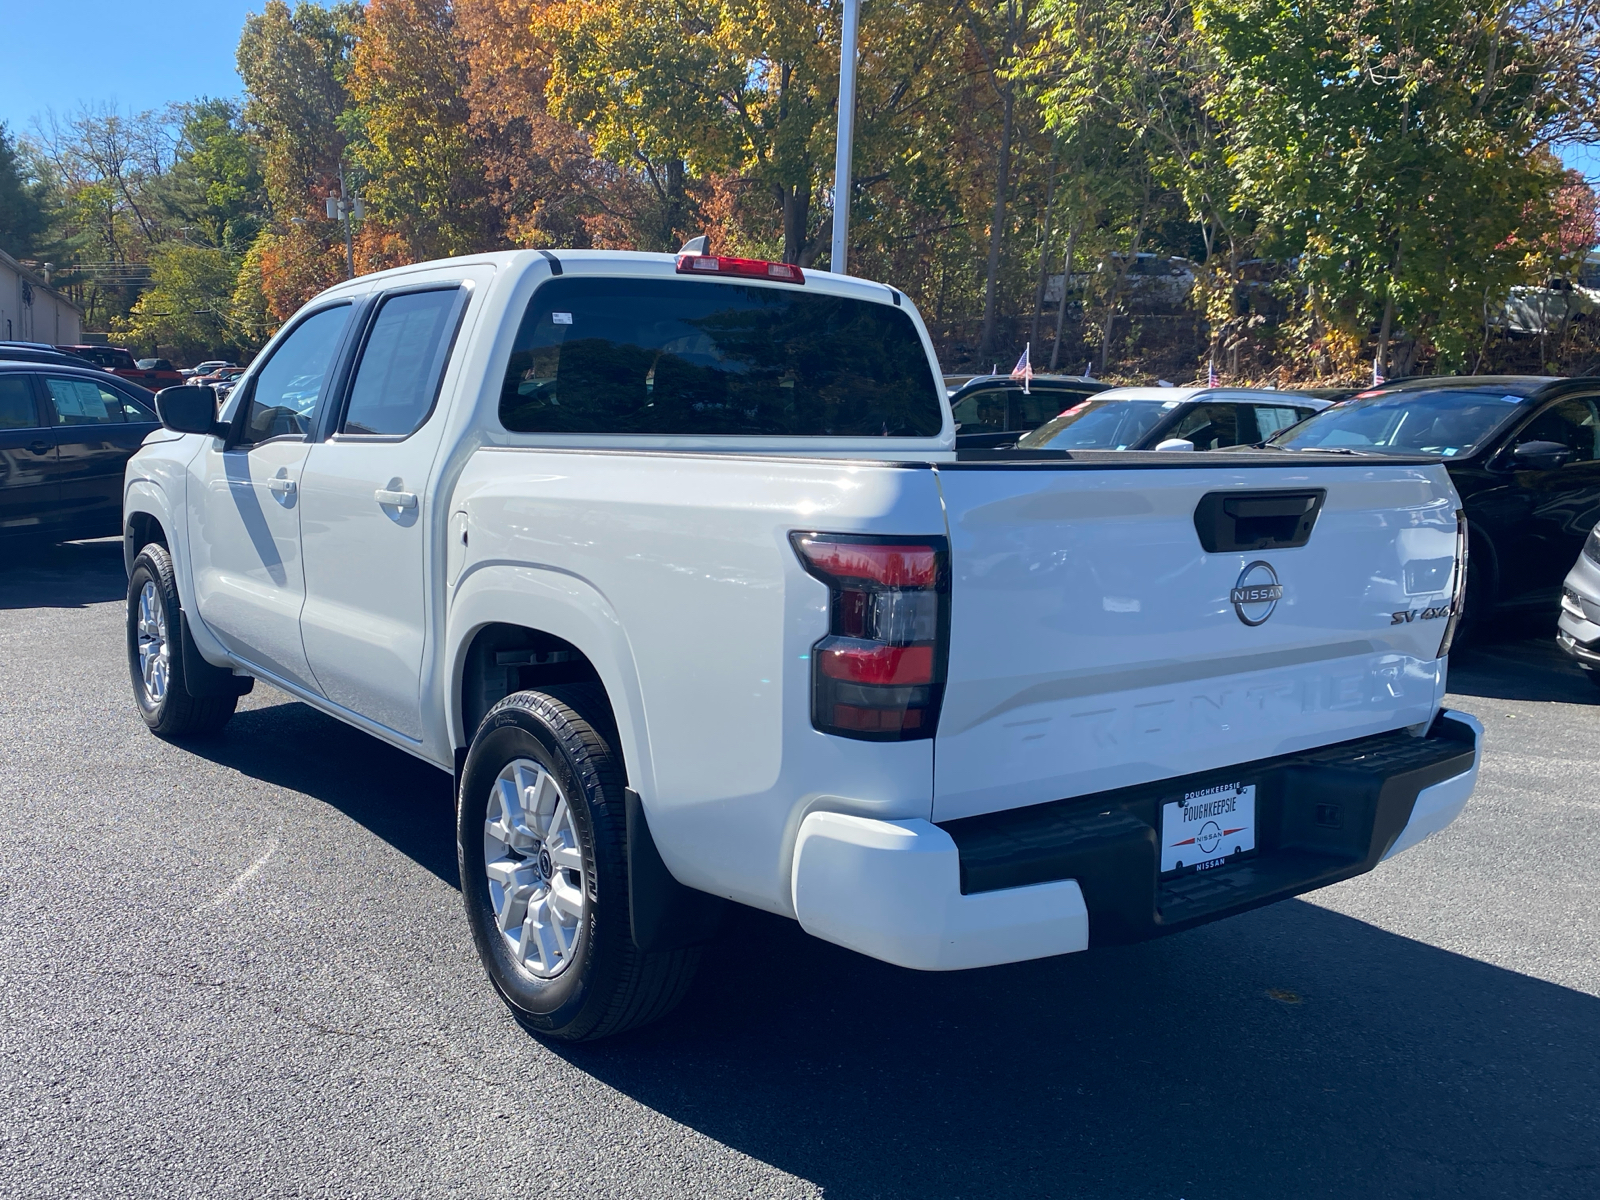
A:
0;247;83;345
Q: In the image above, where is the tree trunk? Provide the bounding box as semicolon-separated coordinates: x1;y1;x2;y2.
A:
978;81;1014;361
780;185;810;265
1375;293;1395;379
1029;159;1061;353
1049;221;1078;371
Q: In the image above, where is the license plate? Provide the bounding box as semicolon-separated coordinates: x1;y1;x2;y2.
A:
1160;782;1256;875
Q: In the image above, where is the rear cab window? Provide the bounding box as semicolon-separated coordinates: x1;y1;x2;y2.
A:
498;276;943;437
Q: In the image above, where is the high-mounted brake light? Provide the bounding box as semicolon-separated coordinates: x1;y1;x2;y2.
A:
792;532;950;741
676;253;805;284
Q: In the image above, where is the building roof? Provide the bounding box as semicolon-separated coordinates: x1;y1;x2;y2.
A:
0;246;86;316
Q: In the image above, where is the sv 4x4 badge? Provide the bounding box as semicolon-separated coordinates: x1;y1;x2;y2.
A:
1391;605;1454;624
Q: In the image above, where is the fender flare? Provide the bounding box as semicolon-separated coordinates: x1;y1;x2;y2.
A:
124;475;233;669
445;560;656;802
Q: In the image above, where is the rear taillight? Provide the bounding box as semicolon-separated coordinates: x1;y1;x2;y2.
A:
1437;510;1469;657
791;532;950;740
676;253;805;284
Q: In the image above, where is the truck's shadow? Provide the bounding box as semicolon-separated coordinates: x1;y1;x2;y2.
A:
568;902;1600;1199
182;672;1598;1198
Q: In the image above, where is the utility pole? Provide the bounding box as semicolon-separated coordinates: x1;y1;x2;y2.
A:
326;162;365;279
829;0;860;275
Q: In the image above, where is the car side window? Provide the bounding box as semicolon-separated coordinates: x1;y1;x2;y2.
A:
1518;398;1600;463
1012;390;1080;430
117;388;157;422
236;303;352;448
1252;405;1304;440
340;288;462;437
951;388;1007;436
0;376;40;430
44;377;127;425
1170;402;1242;450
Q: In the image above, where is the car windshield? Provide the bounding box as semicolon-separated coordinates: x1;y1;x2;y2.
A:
1268;388;1527;456
1016;398;1172;450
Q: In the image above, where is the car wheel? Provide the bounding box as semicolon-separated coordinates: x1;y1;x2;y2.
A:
458;685;701;1041
126;544;238;737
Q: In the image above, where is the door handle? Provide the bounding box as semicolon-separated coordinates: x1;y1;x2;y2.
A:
28;440;51;455
375;488;418;509
268;477;297;495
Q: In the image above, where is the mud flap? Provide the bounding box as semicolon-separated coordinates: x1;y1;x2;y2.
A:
626;787;727;952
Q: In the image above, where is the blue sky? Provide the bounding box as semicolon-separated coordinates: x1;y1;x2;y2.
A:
2;0;1596;190
0;1;254;137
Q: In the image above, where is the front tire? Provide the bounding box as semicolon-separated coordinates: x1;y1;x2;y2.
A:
458;685;700;1041
126;544;237;737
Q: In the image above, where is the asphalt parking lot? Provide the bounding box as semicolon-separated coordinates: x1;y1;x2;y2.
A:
3;538;1597;1200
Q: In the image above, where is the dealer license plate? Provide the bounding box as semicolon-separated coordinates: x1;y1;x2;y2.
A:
1160;782;1257;876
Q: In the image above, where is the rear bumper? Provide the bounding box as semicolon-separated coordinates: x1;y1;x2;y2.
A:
790;710;1480;969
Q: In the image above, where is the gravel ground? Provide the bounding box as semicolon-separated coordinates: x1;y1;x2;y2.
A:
2;538;1597;1199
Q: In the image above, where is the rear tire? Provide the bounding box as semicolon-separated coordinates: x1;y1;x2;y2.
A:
458;685;700;1042
126;544;237;737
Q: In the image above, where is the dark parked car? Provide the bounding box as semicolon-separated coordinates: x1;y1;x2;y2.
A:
948;374;1112;447
134;358;185;389
0;341;94;368
1016;386;1330;451
0;362;160;542
1267;375;1600;628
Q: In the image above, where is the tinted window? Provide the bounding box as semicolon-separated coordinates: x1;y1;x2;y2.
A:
71;347;137;370
499;277;942;437
1013;389;1094;429
237;304;351;447
1270;388;1526;457
342;288;461;436
1517;398;1600;462
1169;402;1242;450
117;387;156;422
951;388;1007;436
45;377;126;425
0;376;38;430
1018;398;1170;450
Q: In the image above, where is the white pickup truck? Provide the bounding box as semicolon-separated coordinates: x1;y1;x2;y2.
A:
124;248;1483;1040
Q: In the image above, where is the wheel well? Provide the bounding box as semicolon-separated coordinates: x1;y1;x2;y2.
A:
125;511;167;566
459;623;607;742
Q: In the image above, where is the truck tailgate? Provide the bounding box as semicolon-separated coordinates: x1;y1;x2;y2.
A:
931;459;1460;822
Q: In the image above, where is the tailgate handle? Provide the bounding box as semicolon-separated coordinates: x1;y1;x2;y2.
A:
1195;489;1325;553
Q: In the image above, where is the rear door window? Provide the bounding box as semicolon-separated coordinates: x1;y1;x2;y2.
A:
341;288;464;437
499;277;943;436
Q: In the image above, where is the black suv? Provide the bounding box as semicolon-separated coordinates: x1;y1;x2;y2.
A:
0;361;160;542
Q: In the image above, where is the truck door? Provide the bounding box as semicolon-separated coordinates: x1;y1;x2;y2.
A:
297;284;473;740
187;302;354;691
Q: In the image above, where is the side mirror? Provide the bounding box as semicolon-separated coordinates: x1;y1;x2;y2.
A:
1153;437;1195;452
1511;439;1573;471
156;385;226;437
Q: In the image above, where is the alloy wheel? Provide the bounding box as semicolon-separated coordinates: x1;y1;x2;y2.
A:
483;758;587;978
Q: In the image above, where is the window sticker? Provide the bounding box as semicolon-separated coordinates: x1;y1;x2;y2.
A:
551;312;573;325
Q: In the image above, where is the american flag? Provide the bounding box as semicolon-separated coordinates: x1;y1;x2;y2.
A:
1010;343;1034;393
1372;354;1385;386
1207;356;1219;388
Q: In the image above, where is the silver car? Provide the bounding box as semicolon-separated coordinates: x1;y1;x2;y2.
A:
1557;521;1600;685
